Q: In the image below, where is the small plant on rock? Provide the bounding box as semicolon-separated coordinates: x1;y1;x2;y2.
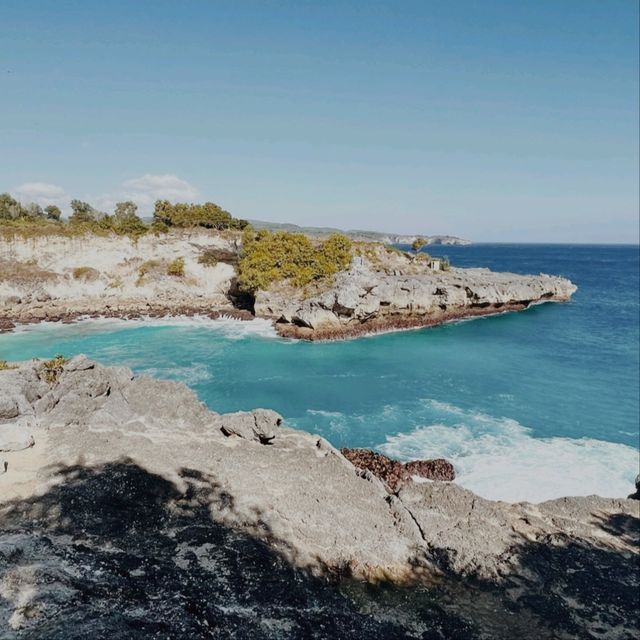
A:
72;266;99;280
41;354;69;384
167;257;185;277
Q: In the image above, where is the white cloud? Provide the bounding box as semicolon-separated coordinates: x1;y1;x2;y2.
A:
121;174;199;207
14;182;67;207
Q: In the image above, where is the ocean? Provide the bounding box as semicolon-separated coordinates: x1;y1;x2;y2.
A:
1;244;638;502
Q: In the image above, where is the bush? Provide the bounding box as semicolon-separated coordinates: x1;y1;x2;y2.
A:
138;260;161;279
167;257;185;277
0;360;16;371
238;230;352;293
72;266;99;280
153;200;247;230
41;354;68;384
197;249;219;267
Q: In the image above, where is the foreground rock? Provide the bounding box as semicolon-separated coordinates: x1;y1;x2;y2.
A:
255;253;577;339
0;358;637;639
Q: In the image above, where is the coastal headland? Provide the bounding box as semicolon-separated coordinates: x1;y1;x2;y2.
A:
0;229;576;338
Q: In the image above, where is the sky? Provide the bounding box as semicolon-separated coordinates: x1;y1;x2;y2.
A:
1;0;638;243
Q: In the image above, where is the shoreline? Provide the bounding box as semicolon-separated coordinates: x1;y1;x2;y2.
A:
274;298;566;341
0;303;254;334
0;297;566;340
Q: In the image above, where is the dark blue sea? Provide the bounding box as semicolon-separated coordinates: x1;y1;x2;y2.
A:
2;244;638;501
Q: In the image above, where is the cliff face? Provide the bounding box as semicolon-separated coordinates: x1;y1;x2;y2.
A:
0;358;636;638
0;232;575;336
255;259;577;339
0;231;239;327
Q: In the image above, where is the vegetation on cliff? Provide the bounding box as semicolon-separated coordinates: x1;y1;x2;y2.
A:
0;192;248;239
237;229;352;293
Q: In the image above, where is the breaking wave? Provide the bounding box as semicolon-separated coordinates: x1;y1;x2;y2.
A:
377;400;638;503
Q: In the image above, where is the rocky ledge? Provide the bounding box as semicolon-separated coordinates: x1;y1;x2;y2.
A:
0;357;637;639
255;261;577;340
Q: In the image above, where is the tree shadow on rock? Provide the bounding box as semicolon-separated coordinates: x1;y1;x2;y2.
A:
0;459;477;640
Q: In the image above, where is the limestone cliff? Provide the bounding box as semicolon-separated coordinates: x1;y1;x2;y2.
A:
255;249;576;338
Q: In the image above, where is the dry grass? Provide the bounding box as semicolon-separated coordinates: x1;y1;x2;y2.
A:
0;259;57;284
72;266;100;280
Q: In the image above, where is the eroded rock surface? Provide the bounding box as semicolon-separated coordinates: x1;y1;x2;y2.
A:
0;358;637;639
257;260;577;338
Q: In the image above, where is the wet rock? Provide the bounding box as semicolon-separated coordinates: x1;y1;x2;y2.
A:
405;458;455;482
340;448;455;491
340;448;408;492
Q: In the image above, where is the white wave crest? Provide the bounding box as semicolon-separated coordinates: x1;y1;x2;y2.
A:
378;401;638;503
4;315;279;341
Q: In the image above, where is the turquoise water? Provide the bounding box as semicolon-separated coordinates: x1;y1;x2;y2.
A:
1;244;638;502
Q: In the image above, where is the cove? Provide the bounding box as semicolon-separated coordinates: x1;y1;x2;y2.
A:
1;244;638;502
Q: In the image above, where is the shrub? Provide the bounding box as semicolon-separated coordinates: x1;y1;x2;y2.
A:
197;248;219;267
167;257;185;277
238;230;352;293
41;354;68;384
72;266;99;280
138;259;161;279
0;360;16;371
153;200;246;230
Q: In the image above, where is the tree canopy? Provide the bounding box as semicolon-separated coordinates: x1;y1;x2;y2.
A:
238;230;352;293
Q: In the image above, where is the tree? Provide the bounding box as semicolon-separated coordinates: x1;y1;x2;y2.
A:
22;202;44;219
0;193;23;220
114;200;138;220
411;237;427;253
69;200;97;224
45;205;62;221
113;201;146;235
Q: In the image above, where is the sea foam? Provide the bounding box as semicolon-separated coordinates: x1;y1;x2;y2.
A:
378;400;638;503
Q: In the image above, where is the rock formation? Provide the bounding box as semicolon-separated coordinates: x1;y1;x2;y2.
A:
0;231;576;339
256;259;577;338
0;358;637;638
340;448;455;491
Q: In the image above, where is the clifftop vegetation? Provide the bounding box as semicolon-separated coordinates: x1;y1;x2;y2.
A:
0;193;248;239
237;229;352;293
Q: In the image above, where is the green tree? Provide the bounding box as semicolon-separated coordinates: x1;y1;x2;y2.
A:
45;205;62;221
0;193;24;220
69;200;97;224
411;237;427;253
22;202;44;219
113;201;146;235
238;230;352;293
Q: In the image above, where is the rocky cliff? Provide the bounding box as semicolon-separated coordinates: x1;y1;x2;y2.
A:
1;358;637;638
256;253;576;339
0;232;575;337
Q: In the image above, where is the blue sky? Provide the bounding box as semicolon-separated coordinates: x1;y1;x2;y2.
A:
1;0;638;242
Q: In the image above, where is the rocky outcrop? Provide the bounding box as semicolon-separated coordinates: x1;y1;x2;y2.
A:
340;448;455;492
255;260;577;339
1;232;576;340
0;358;637;638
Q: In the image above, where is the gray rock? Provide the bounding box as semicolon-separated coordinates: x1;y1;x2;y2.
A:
218;408;283;443
255;260;577;332
0;357;636;639
0;393;19;420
